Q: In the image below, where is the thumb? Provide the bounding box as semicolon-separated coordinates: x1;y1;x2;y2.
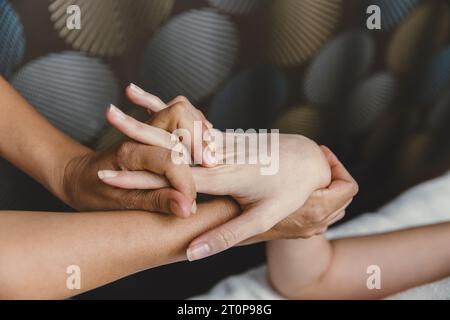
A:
124;188;194;218
186;206;275;261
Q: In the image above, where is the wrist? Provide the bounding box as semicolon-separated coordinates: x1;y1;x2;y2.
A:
48;142;92;205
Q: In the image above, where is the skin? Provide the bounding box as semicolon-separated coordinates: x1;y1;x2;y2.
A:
0;149;354;299
0;76;202;218
264;149;450;300
267;223;450;300
0;199;239;299
98;91;334;260
0;78;357;298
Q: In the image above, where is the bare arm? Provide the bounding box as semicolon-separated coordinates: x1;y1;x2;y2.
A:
0;198;240;300
0;77;199;217
0;77;89;203
267;222;450;300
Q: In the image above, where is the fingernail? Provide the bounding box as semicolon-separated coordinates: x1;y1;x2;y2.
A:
205;121;213;129
109;104;127;121
98;170;119;179
187;243;211;261
191;201;197;215
129;83;146;96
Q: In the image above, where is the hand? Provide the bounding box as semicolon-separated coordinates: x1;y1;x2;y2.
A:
61;84;212;218
124;84;214;167
255;146;358;242
97;94;333;261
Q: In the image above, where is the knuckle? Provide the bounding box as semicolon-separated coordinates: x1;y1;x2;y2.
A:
123;191;144;210
306;204;326;224
117;141;136;160
169;102;189;118
160;148;173;163
216;227;237;248
334;211;346;223
351;181;359;197
147;191;163;212
174;95;188;103
222;200;239;218
160;150;177;171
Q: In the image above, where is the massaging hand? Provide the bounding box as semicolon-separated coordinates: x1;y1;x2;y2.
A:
61;85;212;218
97;93;333;261
256;146;358;241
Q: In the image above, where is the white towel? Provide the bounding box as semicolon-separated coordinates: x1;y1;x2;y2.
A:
193;170;450;300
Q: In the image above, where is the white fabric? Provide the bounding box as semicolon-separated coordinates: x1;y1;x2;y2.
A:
194;170;450;300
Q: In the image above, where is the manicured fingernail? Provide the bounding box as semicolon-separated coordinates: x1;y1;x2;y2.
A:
129;83;146;96
109;104;127;121
187;243;211;261
98;170;119;180
191;201;197;215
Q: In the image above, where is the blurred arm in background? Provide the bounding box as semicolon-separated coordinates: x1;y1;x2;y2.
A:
268;223;450;299
266;150;450;299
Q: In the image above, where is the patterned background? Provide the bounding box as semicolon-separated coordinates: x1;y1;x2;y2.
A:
1;0;449;299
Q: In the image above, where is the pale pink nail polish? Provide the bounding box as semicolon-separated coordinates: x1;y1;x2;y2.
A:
98;170;119;180
187;243;211;261
109;104;127;121
129;83;146;96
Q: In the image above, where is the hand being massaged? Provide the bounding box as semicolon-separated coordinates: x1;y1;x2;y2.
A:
96;85;358;261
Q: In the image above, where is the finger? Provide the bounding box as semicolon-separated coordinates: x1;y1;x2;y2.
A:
320;145;358;187
186;206;275;261
127;83;167;113
328;210;346;225
150;103;217;167
167;97;214;139
179;117;216;167
98;170;168;190
150;104;198;155
190;107;213;129
115;143;196;203
202;125;218;167
312;209;346;236
123;188;193;218
319;204;349;228
317;198;352;226
311;146;359;208
107;104;181;151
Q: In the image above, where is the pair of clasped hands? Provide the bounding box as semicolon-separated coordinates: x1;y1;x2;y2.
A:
63;84;358;262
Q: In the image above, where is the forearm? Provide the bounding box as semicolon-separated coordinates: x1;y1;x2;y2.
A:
0;77;89;202
0;198;240;299
268;223;450;299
